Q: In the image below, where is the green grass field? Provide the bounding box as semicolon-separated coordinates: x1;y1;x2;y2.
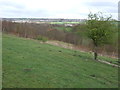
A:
53;26;72;32
2;34;118;88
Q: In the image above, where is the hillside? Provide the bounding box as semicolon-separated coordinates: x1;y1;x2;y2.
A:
2;34;118;88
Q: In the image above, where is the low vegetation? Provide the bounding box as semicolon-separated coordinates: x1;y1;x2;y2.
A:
36;35;48;42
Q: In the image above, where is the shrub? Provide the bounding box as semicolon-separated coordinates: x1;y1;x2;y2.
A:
36;35;48;42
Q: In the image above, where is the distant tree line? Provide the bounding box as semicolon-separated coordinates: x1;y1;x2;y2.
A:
2;21;82;45
2;20;118;58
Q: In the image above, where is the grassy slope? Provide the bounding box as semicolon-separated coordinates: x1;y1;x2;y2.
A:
3;34;118;88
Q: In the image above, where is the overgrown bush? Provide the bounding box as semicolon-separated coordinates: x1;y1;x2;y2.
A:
36;35;48;42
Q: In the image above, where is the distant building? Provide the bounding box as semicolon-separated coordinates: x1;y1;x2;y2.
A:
64;24;73;27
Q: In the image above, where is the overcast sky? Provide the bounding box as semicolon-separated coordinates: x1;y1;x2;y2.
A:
0;0;119;19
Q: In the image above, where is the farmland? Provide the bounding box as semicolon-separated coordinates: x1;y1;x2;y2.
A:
2;34;118;88
53;26;73;32
50;22;82;24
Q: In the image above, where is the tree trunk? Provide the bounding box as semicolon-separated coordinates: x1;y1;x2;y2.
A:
94;52;98;60
94;46;98;60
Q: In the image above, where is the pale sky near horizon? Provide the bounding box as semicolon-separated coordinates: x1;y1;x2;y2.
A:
0;0;119;19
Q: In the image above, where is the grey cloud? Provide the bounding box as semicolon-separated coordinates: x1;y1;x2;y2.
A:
0;0;118;19
107;8;118;13
1;8;52;18
0;0;51;18
0;1;25;9
84;2;116;7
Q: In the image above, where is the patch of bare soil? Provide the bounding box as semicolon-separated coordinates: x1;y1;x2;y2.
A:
97;60;120;68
